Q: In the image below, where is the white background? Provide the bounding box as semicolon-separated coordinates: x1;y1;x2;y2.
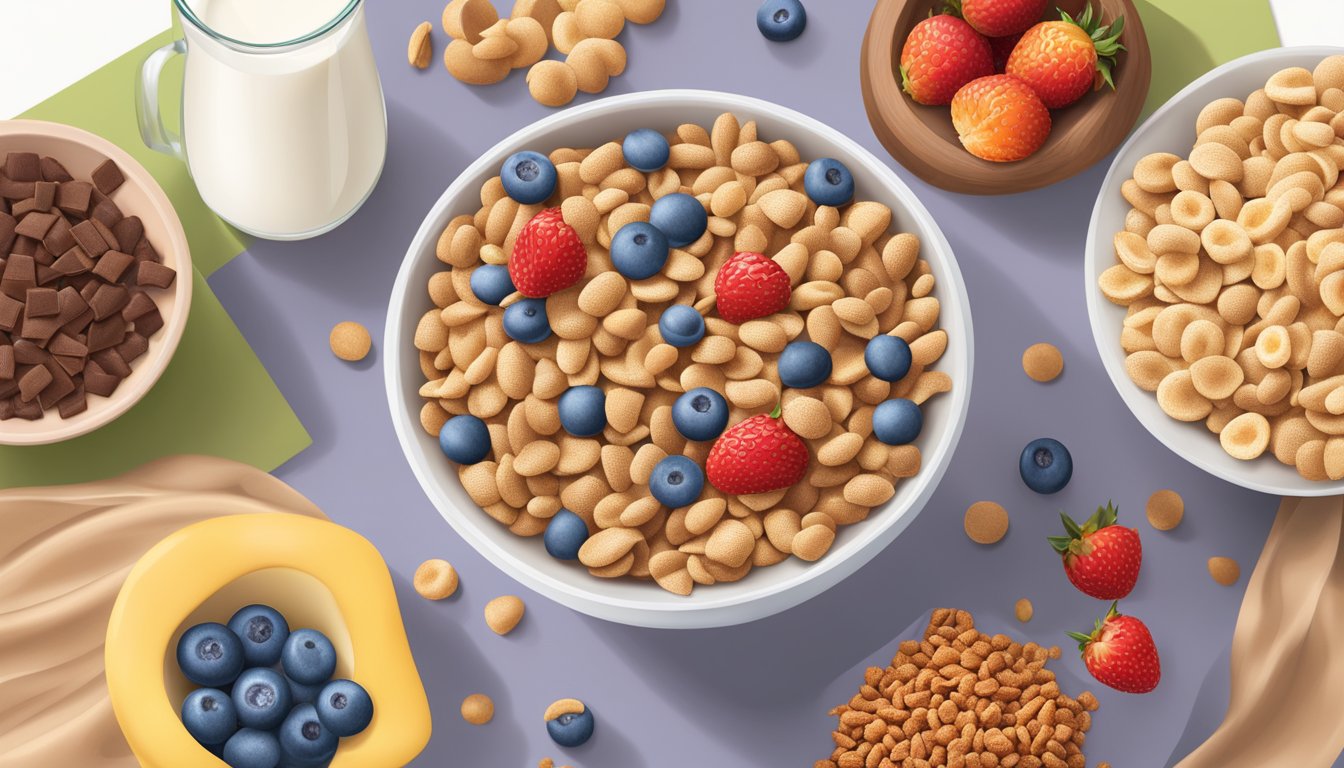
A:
0;0;1339;119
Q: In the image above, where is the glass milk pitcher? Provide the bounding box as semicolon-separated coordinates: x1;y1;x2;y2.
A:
137;0;388;240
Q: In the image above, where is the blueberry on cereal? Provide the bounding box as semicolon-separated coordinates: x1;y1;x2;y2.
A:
649;192;708;248
544;509;590;560
658;304;706;348
227;604;289;668
231;667;293;731
864;335;913;383
778;340;833;389
673;387;730;441
278;703;338;766
281;629;337;686
181;688;239;747
221;728;281;768
610;221;670;280
503;297;553;343
1020;438;1073;495
501;151;557;205
649;455;705;508
622;128;670;172
804;158;854;207
439;415;492;465
558;385;607;437
873;399;923;446
544;699;595;748
757;0;807;42
469;264;516;306
176;622;245;688
315;679;373;737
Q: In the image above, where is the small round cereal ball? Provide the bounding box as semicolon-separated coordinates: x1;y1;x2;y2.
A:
414;558;459;600
1022;342;1064;382
865;335;913;382
778;340;833;389
964;501;1009;544
873;399;923;445
329;321;371;362
649;192;707;248
439;414;492;465
500;150;558;205
1146;489;1184;531
461;693;495;725
622;127;670;172
804;158;854;207
484;596;525;635
544;509;590;560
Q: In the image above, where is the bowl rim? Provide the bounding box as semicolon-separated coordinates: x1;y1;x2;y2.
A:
0;119;193;445
383;88;975;627
1084;45;1344;497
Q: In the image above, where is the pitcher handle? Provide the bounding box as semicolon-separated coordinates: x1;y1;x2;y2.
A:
136;39;186;159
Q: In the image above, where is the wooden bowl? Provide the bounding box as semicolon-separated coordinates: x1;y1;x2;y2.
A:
860;0;1151;195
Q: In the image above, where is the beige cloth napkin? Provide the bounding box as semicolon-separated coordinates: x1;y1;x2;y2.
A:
0;456;323;768
1177;496;1344;767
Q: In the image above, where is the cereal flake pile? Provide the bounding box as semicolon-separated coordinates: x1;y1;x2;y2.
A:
414;111;952;594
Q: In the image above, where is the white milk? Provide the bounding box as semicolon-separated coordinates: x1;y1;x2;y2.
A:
177;0;387;238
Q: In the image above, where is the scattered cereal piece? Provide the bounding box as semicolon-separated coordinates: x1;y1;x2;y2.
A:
444;38;511;84
1146;489;1184;531
964;501;1008;544
460;693;495;725
1021;342;1064;382
443;0;498;43
1208;556;1241;586
1014;597;1033;622
538;759;554;768
413;558;459;600
330;321;372;362
408;21;433;69
544;698;595;747
527;60;579;107
484;595;525;634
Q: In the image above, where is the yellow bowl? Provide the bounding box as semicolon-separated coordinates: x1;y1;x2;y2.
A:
106;513;431;768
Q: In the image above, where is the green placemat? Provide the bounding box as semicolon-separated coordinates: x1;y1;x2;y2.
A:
1140;0;1282;116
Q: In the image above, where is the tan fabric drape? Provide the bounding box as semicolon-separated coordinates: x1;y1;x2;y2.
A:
1176;496;1344;767
0;456;323;768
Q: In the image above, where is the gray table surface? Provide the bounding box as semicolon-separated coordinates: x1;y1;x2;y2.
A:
207;1;1295;765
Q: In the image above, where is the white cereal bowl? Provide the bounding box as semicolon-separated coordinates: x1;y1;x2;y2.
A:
1086;47;1344;497
386;90;974;628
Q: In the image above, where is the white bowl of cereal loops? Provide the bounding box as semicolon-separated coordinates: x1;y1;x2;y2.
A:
1086;47;1344;497
385;90;973;629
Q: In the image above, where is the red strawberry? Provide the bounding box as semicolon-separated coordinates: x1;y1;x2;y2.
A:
899;14;994;106
714;251;791;324
1006;4;1126;108
950;75;1051;162
706;406;809;494
1048;501;1142;600
988;33;1022;72
508;207;587;298
948;0;1048;38
1069;603;1161;694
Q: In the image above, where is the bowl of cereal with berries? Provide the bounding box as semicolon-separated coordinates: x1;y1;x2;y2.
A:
386;90;973;628
1087;48;1344;496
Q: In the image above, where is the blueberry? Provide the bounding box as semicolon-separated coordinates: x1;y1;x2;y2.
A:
231;667;293;731
778;341;833;389
286;675;323;705
281;629;337;686
658;304;706;347
222;728;281;768
610;221;670;280
503;297;552;343
649;455;705;508
500;151;557;205
182;688;238;746
872;399;923;445
1020;438;1073;495
469;264;516;306
672;387;730;441
804;158;854;207
176;622;245;688
864;335;913;382
227;605;289;668
278;704;338;767
757;0;807;42
546;705;596;748
622;128;671;172
558;385;607;437
439;414;492;465
648;192;708;248
543;509;590;560
315;679;373;737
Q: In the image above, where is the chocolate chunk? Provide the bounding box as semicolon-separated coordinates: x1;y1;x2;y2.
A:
48;331;87;358
11;235;36;256
33;181;55;212
0;345;12;380
90;218;120;252
115;332;148;363
35;265;62;286
0;294;21;331
19;313;59;344
56;286;89;323
11;339;45;365
78;280;99;304
40;157;73;183
32;243;53;266
111;216;142;252
10;198;38;219
56;384;86;418
134;307;163;337
92;348;131;378
24;287;58;317
90;283;129;320
90;159;125;195
69;219;108;257
56;181;93;216
0;176;36;201
1;254;36;301
87;316;126;352
93;250;134;284
0;396;12;420
37;358;74;409
51;246;92;276
83;360;121;397
133;236;161;263
0;211;15;253
122;291;156;321
14;210;57;240
4;153;40;183
91;198;123;228
135;260;177;289
42;215;75;255
12;395;43;420
53;354;84;377
0;378;16;400
17;364;51;401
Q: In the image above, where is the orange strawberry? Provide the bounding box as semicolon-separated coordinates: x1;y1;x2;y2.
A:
949;74;1051;162
1006;4;1125;109
948;0;1048;38
900;14;994;106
